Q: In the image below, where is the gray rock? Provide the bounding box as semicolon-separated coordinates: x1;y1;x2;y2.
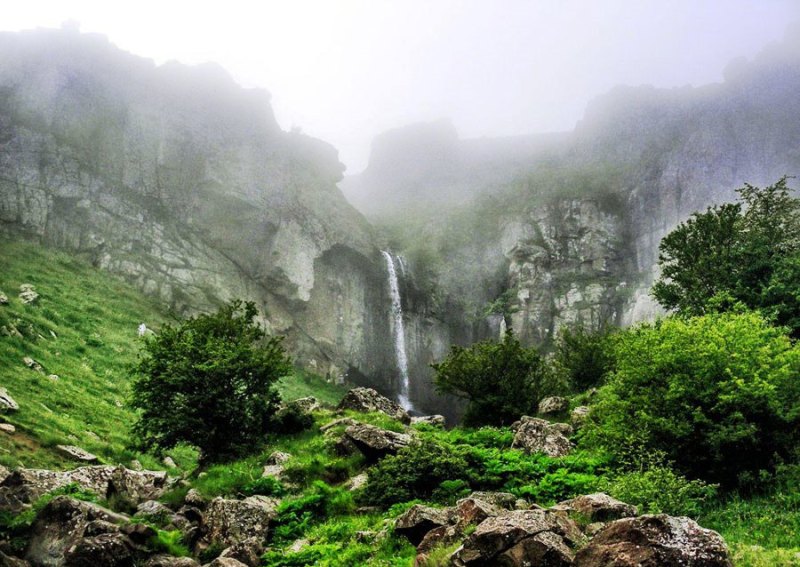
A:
465;491;518;510
346;472;369;491
204;558;248;567
510;416;572;457
0;292;8;306
218;536;264;567
0;551;30;566
337;388;411;424
0;389;19;413
108;466;170;505
451;508;583;566
55;445;98;463
136;500;173;523
344;423;412;461
163;456;178;469
574;514;732;566
394;504;452;546
0;423;15;434
554;492;638;523
570;406;591;426
25;496;129;566
538;396;569;415
411;415;446;427
22;357;43;373
145;556;201;567
455;497;502;527
201;496;279;547
185;488;207;509
18;285;39;305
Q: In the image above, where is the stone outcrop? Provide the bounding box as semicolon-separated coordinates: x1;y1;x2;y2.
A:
574;514;732;566
343;423;412;461
394;505;452;546
337;388;411;424
552;493;638;523
54;445;98;463
510;416;572;457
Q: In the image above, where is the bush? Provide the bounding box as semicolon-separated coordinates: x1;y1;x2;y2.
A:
553;326;615;391
582;311;800;487
270;405;314;435
603;466;717;517
360;439;472;507
129;300;292;464
431;331;559;426
271;481;356;543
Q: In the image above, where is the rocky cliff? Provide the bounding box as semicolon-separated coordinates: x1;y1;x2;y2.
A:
0;27;396;387
344;32;800;407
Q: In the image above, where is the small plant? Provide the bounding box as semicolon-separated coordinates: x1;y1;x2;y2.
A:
242;476;285;497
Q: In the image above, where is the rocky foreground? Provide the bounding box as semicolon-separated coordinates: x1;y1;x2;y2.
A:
0;388;733;566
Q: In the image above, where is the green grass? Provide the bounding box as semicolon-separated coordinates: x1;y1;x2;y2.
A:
277;370;348;407
0;239;167;468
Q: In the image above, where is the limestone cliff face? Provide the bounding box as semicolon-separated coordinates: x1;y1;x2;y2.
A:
0;28;394;384
347;33;800;355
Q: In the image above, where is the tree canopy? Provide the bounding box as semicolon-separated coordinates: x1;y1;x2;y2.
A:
130;300;292;463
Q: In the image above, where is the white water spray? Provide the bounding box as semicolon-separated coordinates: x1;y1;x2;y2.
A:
382;250;413;411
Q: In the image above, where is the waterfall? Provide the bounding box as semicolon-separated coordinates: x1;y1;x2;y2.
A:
382;250;413;411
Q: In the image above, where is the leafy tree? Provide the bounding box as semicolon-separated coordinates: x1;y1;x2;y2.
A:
653;177;800;332
431;331;558;426
582;311;800;487
130;300;292;464
553;326;616;391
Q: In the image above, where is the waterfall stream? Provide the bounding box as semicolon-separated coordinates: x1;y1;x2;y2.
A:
382;250;413;411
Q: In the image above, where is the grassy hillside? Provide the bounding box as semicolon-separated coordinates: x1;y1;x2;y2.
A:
0;238;347;469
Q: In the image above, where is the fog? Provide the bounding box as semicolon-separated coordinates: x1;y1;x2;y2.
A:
4;0;799;172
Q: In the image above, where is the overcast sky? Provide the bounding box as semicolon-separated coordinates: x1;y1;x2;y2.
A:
4;1;799;172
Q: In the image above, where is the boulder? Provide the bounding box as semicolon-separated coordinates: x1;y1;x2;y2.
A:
570;406;591;427
163;457;178;469
337;387;411;424
0;389;19;412
466;492;518;510
320;417;358;433
55;445;98;463
262;452;291;478
62;532;139;566
411;415;446;427
346;472;369;491
145;556;201;567
201;496;279;548
108;466;170;504
0;423;15;434
284;397;320;414
204;558;248;567
455;497;502;527
574;514;732;566
554;493;638;523
344;423;412;461
538;396;569;415
510;416;572;457
451;509;582;566
185;489;207;509
394;504;452;546
136;500;173;524
0;292;8;305
218;536;264;567
18;284;39;305
25;496;129;566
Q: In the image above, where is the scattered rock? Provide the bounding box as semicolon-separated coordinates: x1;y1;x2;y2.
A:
47;374;59;382
395;504;452;546
201;496;279;548
285;397;321;413
554;493;638;523
55;445;99;463
22;357;43;372
0;550;29;566
455;497;502;527
25;496;129;566
347;472;369;491
146;555;201;567
109;466;170;505
0;423;15;434
538;396;569;415
136;500;173;523
570;406;591;426
185;488;207;509
466;491;518;510
0;292;8;306
62;532;139;566
451;509;582;566
0;389;19;413
218;536;264;567
320;417;358;433
510;416;572;457
416;524;462;556
18;284;39;305
262;451;291;478
204;558;249;567
411;415;446;427
289;538;310;553
337;387;411;424
163;456;178;468
130;459;143;471
574;514;732;566
344;423;412;461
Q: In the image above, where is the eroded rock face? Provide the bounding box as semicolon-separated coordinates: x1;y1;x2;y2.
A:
451;509;583;566
337;388;411;424
574;514;732;566
510;416;572;457
201;496;279;548
343;423;412;461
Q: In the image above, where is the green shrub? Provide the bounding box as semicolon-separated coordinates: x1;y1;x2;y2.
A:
271;405;315;435
360;439;472;507
271;481;356;543
582;311;800;487
603;466;717;517
241;476;285;497
432;331;560;426
553;326;615;391
130;300;292;464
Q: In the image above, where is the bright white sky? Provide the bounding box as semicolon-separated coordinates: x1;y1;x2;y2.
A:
3;1;799;172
